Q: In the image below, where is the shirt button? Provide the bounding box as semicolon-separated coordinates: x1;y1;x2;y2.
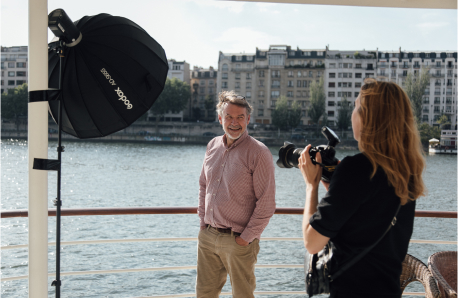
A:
213;193;216;196
217;179;220;182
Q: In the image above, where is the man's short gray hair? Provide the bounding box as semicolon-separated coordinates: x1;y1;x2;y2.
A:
216;90;253;116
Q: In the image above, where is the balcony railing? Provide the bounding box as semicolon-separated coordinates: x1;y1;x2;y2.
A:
390;64;398;68
413;65;421;68
401;64;410;68
446;92;453;95
432;74;445;78
435;83;442;86
446;65;454;68
434;65;443;68
379;64;387;68
434;92;441;95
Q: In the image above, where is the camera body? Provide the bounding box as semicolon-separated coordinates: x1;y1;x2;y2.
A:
276;126;340;182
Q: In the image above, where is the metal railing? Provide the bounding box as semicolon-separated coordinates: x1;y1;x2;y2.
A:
2;207;456;297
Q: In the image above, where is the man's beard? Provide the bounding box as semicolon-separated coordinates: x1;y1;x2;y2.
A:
224;125;243;140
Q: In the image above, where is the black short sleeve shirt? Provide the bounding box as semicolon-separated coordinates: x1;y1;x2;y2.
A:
310;153;416;298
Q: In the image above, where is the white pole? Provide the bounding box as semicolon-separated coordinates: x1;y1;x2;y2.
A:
28;0;49;297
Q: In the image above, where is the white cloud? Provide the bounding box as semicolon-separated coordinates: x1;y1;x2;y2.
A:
214;27;283;52
416;22;449;33
190;0;246;13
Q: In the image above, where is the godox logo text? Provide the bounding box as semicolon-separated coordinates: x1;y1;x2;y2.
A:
115;87;133;110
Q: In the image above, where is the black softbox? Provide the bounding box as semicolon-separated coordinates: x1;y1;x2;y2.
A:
47;12;168;138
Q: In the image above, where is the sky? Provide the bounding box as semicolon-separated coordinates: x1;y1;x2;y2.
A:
1;0;457;69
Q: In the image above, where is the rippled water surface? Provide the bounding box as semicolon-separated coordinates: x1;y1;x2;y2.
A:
1;139;456;297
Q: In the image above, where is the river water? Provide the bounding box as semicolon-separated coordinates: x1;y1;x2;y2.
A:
1;139;456;297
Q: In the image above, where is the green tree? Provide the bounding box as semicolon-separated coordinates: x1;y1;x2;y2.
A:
404;68;430;122
418;122;441;145
289;100;302;128
204;95;214;120
271;96;289;130
308;78;326;133
150;78;191;132
436;114;451;130
1;83;28;132
336;97;352;130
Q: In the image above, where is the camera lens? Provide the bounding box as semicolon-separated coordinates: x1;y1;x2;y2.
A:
276;142;303;168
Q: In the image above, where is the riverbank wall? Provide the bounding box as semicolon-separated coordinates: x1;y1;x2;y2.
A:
1;120;357;149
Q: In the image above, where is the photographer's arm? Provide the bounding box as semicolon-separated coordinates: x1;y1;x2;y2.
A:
299;145;330;254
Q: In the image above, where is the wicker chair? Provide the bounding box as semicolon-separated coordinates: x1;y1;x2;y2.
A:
400;254;441;298
428;251;457;298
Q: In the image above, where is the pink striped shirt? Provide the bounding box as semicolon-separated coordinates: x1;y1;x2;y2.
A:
198;130;276;243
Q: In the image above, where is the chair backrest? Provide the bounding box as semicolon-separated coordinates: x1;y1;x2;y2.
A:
401;254;441;298
429;251;457;298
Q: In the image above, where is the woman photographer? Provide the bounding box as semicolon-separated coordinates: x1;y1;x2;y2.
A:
298;79;426;298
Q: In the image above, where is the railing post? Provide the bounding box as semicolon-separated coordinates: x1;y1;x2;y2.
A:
28;0;49;297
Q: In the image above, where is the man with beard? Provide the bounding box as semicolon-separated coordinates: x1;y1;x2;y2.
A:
196;90;276;298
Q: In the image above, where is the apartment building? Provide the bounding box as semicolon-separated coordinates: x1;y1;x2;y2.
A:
190;66;218;121
377;50;457;128
324;49;377;126
1;46;28;94
217;45;326;125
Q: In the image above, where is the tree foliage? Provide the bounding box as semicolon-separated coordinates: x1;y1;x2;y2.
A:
308;78;326;127
418;122;441;145
436;114;451;129
336;97;352;130
289;100;302;128
271;96;289;130
404;68;430;122
1;83;28;131
150;78;191;117
1;83;28;119
271;96;303;130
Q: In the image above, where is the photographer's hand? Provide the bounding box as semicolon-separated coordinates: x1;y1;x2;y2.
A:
298;145;322;188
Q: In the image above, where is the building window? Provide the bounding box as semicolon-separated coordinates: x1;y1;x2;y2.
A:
246;73;251;79
8;80;15;86
16;62;26;68
328;92;335;97
235;64;241;69
222;82;228;88
8;62;15;68
328;111;335;117
288;80;294;87
302;80;308;88
208;87;213;94
235;82;240;88
269;54;285;66
302;101;307;108
258;91;264;97
259;70;265;77
235;73;241;80
271;91;280;98
8;71;15;77
355;92;359;97
317;72;322;77
247;56;253;61
247;82;252;89
236;56;242;61
355;64;362;69
271;100;276;107
271;70;281;78
296;91;301;97
329;73;336;78
287;91;293;97
297;80;301;87
209;80;214;85
0;80;3;85
355;82;361;88
302;91;308;97
328;101;335;106
16;71;26;76
258;109;264;116
222;73;228;79
246;91;251;98
303;51;311;56
199;87;205;93
200;80;206;86
309;71;313;77
329;82;335;88
259;80;264;87
297;71;302;77
272;80;280;88
355;73;362;78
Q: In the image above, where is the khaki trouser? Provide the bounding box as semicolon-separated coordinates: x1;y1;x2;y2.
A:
196;226;260;298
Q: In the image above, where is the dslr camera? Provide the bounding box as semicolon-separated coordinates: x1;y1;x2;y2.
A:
276;126;340;182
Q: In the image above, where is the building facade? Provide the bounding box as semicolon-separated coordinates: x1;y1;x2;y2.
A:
376;50;457;129
324;49;377;126
1;46;28;94
217;45;327;125
190;66;217;121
